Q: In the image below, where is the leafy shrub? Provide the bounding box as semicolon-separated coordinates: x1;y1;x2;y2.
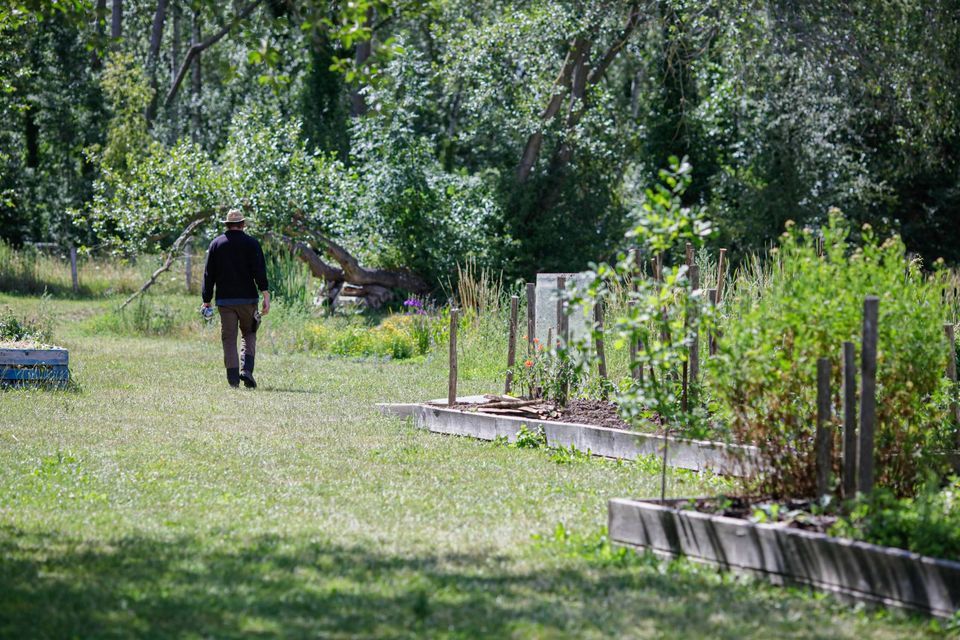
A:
830;477;960;560
300;313;432;360
709;212;952;497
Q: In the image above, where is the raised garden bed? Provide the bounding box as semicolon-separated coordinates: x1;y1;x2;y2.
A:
607;497;960;618
377;398;756;476
0;343;70;386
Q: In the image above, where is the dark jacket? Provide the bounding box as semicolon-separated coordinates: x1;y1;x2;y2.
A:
201;230;269;305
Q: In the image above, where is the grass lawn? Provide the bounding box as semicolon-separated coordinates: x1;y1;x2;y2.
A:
0;294;947;638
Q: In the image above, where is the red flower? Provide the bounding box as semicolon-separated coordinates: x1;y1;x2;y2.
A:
524;360;534;368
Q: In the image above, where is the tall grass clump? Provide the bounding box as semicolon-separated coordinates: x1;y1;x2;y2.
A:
265;245;314;310
709;211;954;498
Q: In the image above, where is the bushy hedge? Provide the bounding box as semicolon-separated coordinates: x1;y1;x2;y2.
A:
709;212;954;497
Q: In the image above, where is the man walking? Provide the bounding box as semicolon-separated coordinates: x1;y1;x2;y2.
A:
201;209;270;388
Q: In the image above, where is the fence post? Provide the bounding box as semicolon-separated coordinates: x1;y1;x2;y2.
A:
629;301;640;383
526;283;536;354
185;239;193;293
448;308;459;406
946;323;959;430
70;247;79;294
555;276;566;344
816;357;833;499
688;265;700;403
842;341;858;498
505;295;519;395
708;288;718;356
716;248;727;303
859;296;879;494
595;300;607;382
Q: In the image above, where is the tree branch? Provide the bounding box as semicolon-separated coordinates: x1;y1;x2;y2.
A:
120;212;214;309
163;0;262;109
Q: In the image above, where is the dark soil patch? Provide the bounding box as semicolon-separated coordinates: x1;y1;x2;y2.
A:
679;497;839;534
442;397;663;433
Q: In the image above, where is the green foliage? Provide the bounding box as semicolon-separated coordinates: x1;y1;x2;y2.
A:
514;424;547;449
299;313;430;361
572;157;712;436
93;54;154;182
264;245;313;310
830;477;960;561
83;295;198;338
709;212;952;497
0;307;51;344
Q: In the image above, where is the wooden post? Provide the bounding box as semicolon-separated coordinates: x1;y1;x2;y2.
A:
629;302;640;383
70;247;79;294
526;283;536;354
716;248;727;303
946;323;959;428
689;265;700;401
708;288;718;356
505;296;519;395
555;276;566;345
842;341;858;498
184;239;193;293
685;242;694;267
859;296;879;494
816;357;832;499
595;300;607;381
448;308;459;406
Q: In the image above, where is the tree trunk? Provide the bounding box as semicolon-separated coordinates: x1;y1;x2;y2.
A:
191;7;202;141
168;0;181;143
92;0;107;68
111;0;122;39
349;7;374;117
24;105;39;169
145;0;169;126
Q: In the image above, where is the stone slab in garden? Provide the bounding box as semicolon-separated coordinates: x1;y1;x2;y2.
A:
608;497;960;618
377;402;755;476
535;273;593;346
0;347;69;384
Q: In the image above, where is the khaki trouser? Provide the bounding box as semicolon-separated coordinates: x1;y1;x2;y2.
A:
218;304;258;370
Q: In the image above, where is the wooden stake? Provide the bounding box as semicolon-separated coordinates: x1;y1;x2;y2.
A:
555;276;566;345
685;242;694;267
946;323;959;429
184;239;193;293
629;301;640;383
70;247;79;294
842;341;858;499
595;300;607;381
448;308;459;406
859;296;879;494
708;288;718;356
688;265;700;402
816;357;832;499
716;248;727;303
526;283;536;354
505;296;519;395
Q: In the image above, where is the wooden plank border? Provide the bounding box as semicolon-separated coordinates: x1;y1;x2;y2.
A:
0;348;69;366
608;497;960;618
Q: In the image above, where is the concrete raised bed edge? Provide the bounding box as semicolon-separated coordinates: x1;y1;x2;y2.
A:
608;497;960;618
377;400;756;476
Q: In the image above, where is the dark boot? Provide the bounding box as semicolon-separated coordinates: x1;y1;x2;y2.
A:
239;355;256;389
226;367;241;388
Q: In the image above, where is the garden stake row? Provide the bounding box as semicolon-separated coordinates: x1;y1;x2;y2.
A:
504;295;519;395
448;308;459;406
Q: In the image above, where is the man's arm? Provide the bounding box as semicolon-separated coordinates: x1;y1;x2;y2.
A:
201;241;216;305
253;240;270;315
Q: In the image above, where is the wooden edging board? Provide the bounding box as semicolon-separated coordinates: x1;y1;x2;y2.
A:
0;348;70;383
607;497;960;618
376;400;756;476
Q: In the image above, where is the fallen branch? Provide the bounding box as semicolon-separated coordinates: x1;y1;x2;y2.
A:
120;213;213;310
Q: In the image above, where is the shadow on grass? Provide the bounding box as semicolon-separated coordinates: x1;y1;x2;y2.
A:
0;526;926;639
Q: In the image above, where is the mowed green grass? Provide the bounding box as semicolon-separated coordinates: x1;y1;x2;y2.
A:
0;295;944;638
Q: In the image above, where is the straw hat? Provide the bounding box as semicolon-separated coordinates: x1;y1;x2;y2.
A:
222;209;245;224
